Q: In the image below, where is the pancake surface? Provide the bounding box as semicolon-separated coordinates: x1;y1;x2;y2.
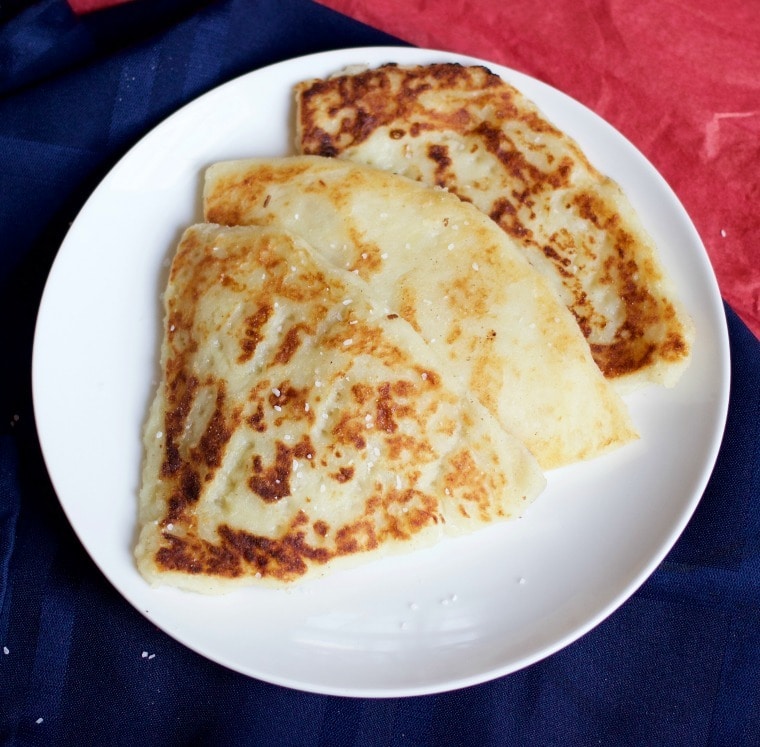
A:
203;156;637;469
136;223;545;591
295;62;693;390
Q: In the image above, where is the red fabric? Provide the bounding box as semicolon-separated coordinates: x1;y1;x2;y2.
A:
318;0;760;339
67;0;132;13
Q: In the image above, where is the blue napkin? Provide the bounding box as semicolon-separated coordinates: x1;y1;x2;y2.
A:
1;1;758;744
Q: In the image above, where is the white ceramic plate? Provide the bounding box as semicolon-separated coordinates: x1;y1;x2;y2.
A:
32;47;729;697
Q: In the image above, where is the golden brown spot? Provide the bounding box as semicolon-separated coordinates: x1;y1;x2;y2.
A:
351;383;374;405
335;520;378;554
247;401;267;432
489;197;530;239
164;463;202;524
427;143;452;186
442;450;497;521
268;381;314;425
375;382;400;434
192;384;236;470
398;286;422;333
238;305;273;363
332;466;355;483
332;412;367;450
272;325;303;365
249;441;293;503
216;524;332;580
161;372;199;478
385;434;435;462
156;533;242;578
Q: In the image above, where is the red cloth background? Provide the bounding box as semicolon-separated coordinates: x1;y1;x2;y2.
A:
67;0;131;11
318;0;760;340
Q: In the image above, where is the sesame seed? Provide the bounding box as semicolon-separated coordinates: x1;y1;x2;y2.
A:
155;431;163;439
148;654;156;660
272;388;281;396
472;262;479;271
36;718;43;725
142;651;149;658
304;403;310;412
361;252;368;259
343;298;353;305
274;405;282;411
720;228;727;237
3;646;8;655
320;484;326;493
518;577;527;585
447;243;455;250
343;339;353;346
381;252;389;259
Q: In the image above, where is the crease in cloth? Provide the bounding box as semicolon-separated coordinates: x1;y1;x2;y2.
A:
0;435;20;631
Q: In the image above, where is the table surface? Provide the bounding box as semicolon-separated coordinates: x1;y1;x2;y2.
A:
1;1;758;744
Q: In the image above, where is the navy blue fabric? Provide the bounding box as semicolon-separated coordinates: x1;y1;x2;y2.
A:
1;1;758;744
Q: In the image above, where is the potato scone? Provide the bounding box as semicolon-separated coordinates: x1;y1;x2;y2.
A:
203;156;637;470
136;223;545;592
294;62;694;391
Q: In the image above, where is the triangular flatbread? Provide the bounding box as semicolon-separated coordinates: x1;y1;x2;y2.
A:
136;223;545;591
294;62;693;390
